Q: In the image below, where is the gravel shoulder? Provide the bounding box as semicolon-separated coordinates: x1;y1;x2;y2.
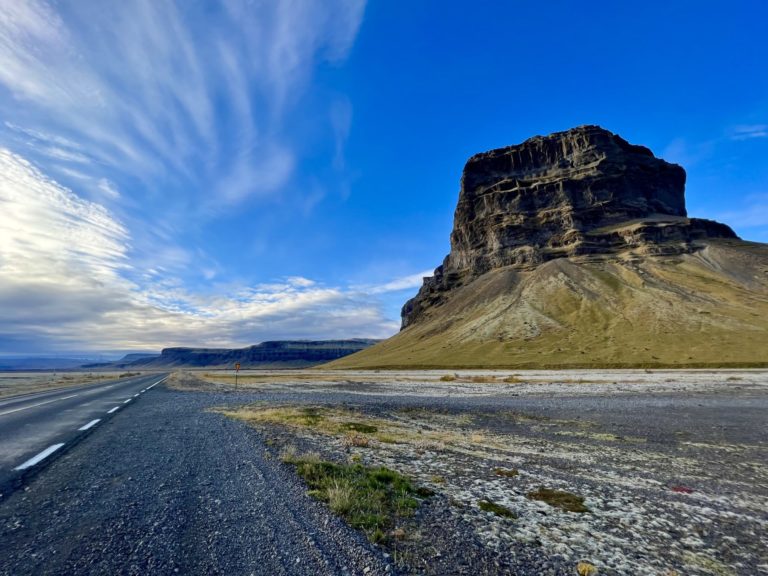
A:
198;369;768;576
2;369;765;576
0;385;391;576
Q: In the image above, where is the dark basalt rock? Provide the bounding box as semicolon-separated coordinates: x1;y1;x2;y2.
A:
118;340;379;368
402;125;737;329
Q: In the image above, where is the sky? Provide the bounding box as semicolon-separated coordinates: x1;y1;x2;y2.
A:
0;0;767;356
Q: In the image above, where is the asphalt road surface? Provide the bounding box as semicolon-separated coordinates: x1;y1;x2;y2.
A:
0;373;167;494
0;384;391;576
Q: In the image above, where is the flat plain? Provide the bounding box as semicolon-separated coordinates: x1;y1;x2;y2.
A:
1;369;765;576
0;371;140;399
192;369;768;575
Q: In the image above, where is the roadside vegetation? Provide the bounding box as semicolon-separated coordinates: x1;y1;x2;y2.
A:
478;499;516;518
218;396;762;575
280;448;431;543
527;487;589;513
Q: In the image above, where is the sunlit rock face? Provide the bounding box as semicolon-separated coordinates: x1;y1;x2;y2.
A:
403;125;737;329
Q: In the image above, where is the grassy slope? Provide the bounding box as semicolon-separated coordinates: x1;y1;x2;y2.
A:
328;240;768;369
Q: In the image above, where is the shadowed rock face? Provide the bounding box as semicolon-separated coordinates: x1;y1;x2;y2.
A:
402;125;737;329
120;340;380;368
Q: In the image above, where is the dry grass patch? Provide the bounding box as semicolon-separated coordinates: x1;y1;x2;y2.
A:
222;405;392;440
221;404;513;460
527;487;589;513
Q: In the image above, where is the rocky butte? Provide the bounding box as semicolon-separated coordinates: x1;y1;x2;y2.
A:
330;125;768;368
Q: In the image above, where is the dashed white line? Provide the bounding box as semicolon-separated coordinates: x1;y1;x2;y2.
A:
133;393;140;398
107;406;120;414
14;443;66;470
78;419;100;431
123;399;132;404
0;394;79;417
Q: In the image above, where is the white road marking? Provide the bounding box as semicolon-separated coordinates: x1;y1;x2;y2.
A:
148;377;167;389
14;443;66;470
123;399;132;404
133;393;139;397
0;394;79;417
78;419;100;431
107;406;120;414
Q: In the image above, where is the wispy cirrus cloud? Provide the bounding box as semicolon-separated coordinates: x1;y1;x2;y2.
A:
714;193;768;232
359;270;433;295
0;149;402;353
0;0;366;208
0;1;393;354
730;124;768;140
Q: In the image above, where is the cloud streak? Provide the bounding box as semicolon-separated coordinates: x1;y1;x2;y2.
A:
0;149;404;353
730;124;768;140
0;0;366;207
0;1;390;354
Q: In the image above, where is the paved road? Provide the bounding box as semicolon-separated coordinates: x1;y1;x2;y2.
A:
0;373;167;495
0;385;391;576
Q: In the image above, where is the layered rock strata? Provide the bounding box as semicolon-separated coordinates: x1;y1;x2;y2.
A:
403;125;737;328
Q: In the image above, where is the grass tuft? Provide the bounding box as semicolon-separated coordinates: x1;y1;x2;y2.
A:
340;421;378;433
478;499;516;518
527;487;589;513
344;433;370;447
494;467;519;478
576;561;598;576
283;455;429;542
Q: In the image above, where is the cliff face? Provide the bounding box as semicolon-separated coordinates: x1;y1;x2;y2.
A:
328;126;768;369
126;340;379;368
402;126;737;328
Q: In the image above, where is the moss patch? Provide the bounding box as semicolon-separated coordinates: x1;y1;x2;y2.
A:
478;499;516;518
527;487;589;513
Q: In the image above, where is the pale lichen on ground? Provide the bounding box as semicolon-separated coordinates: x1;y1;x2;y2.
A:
212;370;768;575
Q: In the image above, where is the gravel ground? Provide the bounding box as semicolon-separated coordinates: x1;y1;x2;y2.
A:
1;370;766;576
0;387;392;576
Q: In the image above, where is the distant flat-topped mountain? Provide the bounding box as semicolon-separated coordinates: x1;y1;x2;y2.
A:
121;339;379;369
329;126;768;368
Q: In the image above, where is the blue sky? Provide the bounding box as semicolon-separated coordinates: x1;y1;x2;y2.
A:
0;0;766;355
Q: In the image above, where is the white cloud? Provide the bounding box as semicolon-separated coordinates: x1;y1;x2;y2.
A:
0;0;367;206
0;2;378;354
97;178;120;199
731;124;768;140
714;193;768;230
330;96;353;170
0;150;397;353
360;270;434;294
0;148;129;281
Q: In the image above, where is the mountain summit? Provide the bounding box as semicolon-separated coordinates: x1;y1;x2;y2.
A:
330;126;768;368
